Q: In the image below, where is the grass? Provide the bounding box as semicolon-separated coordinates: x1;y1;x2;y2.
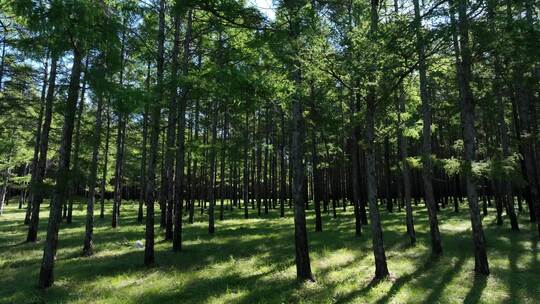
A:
0;198;538;303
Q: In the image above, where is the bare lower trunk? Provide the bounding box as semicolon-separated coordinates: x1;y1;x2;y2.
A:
39;48;83;288
26;54;49;224
414;0;442;254
27;56;57;242
366;93;389;280
457;0;489;275
173;9;192;251
367;0;389;281
100;106;111;219
397;88;415;244
208;101;218;234
145;0;166;267
82;91;104;256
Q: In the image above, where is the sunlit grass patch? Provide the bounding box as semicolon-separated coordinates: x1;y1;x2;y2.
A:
0;199;539;303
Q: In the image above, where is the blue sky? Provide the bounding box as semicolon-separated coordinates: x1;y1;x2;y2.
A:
249;0;276;20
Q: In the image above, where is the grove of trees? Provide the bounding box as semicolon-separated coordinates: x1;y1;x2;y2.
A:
0;0;538;291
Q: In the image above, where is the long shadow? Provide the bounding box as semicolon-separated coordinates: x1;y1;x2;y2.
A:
463;274;488;304
375;256;438;304
422;255;466;303
1;201;539;303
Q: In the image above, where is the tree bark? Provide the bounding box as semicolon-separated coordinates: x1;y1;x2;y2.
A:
25;54;49;225
173;9;192;251
457;0;490;275
27;55;57;242
397;88;416;244
145;0;166;267
208;100;218;234
367;0;390;281
100;104;111;219
414;0;442;255
39;47;83;288
82;87;104;256
67;57;89;224
163;8;182;241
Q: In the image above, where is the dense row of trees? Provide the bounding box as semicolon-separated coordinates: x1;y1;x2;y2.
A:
0;0;538;289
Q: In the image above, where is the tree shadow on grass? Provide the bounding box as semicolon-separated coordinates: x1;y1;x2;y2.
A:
422;255;466;303
463;274;488;304
374;255;440;304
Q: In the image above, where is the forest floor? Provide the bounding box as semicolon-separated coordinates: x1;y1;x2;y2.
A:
0;199;539;304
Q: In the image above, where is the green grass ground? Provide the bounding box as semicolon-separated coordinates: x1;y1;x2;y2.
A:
0;199;538;303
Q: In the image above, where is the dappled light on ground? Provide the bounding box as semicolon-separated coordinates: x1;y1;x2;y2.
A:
1;200;539;303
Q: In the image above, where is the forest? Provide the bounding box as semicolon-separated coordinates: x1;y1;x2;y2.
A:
0;0;538;303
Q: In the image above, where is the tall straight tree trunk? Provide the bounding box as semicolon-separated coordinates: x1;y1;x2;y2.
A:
145;0;165;267
112;113;125;228
219;110;228;221
255;121;262;216
367;0;389;281
112;22;128;228
397;88;416;244
280;109;286;217
82;89;104;256
456;0;490;275
291;71;313;280
100;104;111;219
27;55;57;242
25;54;49;225
189;99;200;224
0;37;5;91
287;1;313;278
263;109;270;214
137;61;150;223
350;91;362;236
163;9;182;241
243;111;250;219
139;102;149;222
309;87;322;232
517;80;540;235
39;47;83;288
173;9;192;251
487;0;519;232
67;58;89;224
208;100;218;234
414;0;442;254
384;136;392;212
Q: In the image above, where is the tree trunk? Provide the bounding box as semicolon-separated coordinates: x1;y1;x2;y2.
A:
27;55;57;242
39;47;83;288
82;88;104;256
0;37;5;91
173;9;191;251
280;109;286;217
367;0;389;281
208;101;218;234
288;8;313;277
25;54;49;225
145;0;165;267
163;9;182;241
309;87;322;232
139;101;149;222
112;113;125;228
243;111;250;219
414;0;442;254
456;0;490;275
488;0;518;231
100;104;111;219
67;58;89;224
397;88;416;244
350;91;362;236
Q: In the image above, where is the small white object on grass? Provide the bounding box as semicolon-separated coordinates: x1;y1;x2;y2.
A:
135;240;144;249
